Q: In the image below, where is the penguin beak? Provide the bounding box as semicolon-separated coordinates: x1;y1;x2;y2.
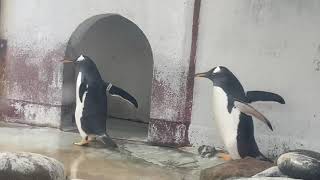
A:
195;72;208;78
60;59;73;63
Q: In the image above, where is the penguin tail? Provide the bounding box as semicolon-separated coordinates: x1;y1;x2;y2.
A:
105;82;138;108
97;134;118;150
256;153;274;163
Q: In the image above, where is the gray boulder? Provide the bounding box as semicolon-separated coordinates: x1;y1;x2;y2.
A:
0;152;65;180
227;178;300;180
277;149;320;180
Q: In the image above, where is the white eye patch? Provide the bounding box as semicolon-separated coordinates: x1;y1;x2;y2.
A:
213;66;221;74
77;55;85;62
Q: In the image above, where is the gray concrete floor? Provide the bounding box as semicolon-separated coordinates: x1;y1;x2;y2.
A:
0;119;225;180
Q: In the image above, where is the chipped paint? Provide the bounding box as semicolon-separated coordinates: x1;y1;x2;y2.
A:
0;40;66;127
4;43;65;105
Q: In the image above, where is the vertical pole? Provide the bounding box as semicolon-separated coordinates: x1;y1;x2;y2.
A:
184;0;202;126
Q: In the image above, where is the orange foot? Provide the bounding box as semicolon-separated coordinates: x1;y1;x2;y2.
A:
217;152;233;161
74;137;89;146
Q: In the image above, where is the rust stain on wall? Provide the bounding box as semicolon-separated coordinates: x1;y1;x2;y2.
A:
148;118;190;147
5;44;65;105
0;98;23;119
0;40;7;98
148;0;202;146
0;42;66;127
149;67;190;146
151;69;187;121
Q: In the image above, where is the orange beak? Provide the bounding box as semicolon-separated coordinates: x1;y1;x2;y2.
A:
60;59;73;63
194;72;208;78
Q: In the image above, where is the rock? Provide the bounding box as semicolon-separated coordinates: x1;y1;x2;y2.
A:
200;157;273;180
198;145;217;158
253;166;287;177
0;152;65;180
277;149;320;180
227;178;300;180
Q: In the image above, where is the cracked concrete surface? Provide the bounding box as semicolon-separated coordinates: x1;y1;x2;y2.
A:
0;120;224;180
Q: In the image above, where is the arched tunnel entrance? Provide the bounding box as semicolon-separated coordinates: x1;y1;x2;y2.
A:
61;14;153;140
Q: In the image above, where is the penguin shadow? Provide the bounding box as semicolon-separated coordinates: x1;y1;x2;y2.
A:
76;137;119;151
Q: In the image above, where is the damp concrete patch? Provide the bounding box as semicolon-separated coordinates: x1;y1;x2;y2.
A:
0;122;226;180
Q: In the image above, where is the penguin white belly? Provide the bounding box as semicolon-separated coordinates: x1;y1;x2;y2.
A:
75;72;87;138
212;86;241;159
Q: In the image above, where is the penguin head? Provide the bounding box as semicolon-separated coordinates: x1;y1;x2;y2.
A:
61;54;100;70
195;66;244;93
195;66;232;82
61;54;92;65
61;55;102;80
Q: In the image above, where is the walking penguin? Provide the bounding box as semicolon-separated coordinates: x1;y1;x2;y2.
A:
195;66;285;161
62;55;138;149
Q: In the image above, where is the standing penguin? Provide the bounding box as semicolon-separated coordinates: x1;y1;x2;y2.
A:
62;55;138;149
195;66;285;161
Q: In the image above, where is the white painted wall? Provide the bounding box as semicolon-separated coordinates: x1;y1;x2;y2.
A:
0;0;194;127
190;0;320;157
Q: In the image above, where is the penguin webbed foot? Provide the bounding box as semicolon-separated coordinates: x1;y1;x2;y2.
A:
198;145;217;158
74;138;89;146
217;152;233;161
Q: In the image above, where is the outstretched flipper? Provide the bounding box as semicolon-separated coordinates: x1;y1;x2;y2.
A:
234;98;273;131
105;82;138;108
246;91;285;104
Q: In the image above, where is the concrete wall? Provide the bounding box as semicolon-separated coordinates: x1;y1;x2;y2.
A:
0;0;195;135
190;0;320;157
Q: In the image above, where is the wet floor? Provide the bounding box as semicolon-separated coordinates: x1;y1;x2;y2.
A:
0;122;198;180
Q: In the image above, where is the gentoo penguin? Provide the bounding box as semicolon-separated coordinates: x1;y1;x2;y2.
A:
195;66;285;161
62;55;138;148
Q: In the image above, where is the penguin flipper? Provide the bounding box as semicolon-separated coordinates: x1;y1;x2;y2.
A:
246;91;285;104
79;83;87;103
234;99;273;131
105;82;138;108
